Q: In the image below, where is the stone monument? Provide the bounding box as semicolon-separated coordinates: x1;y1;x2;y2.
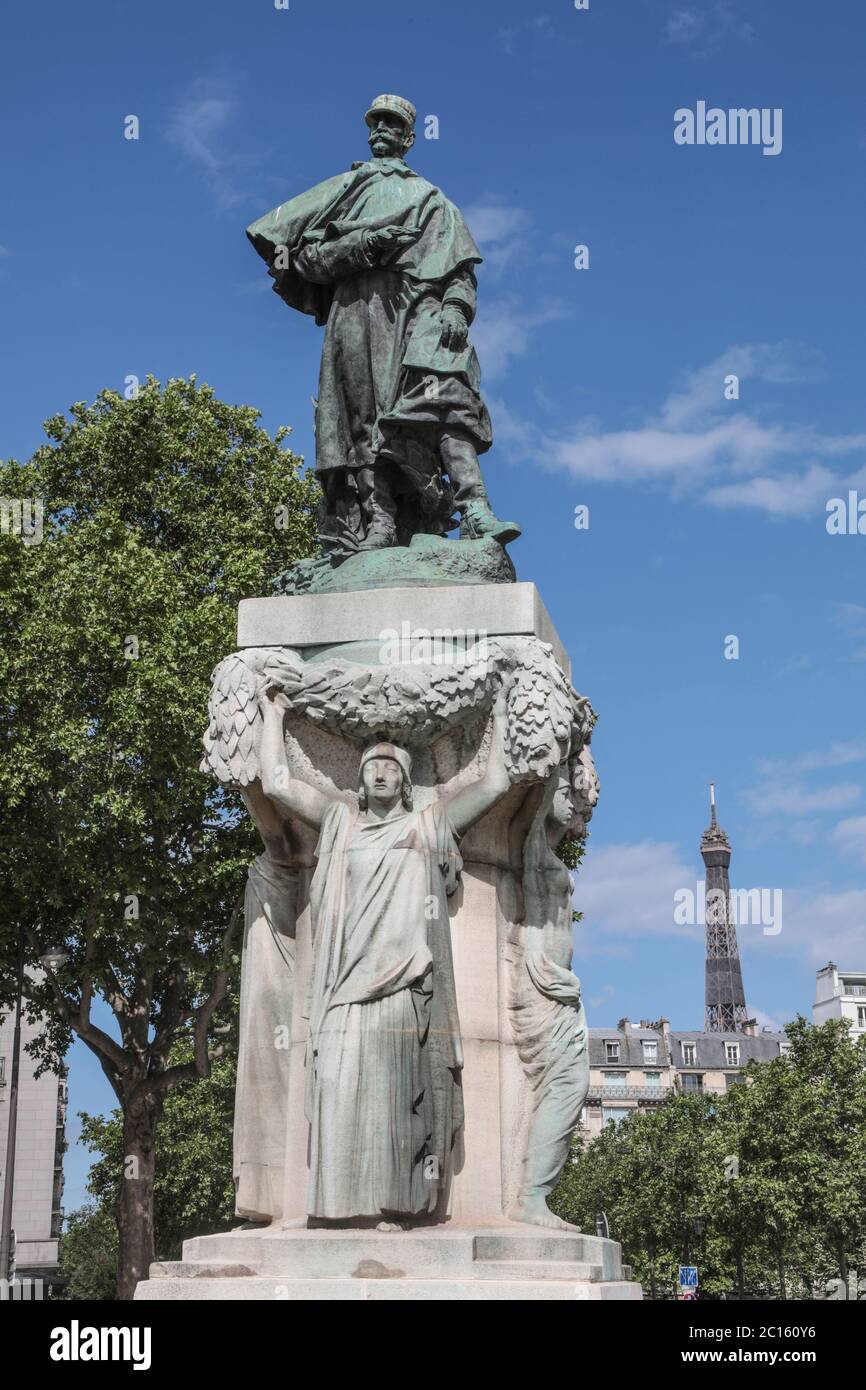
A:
135;95;641;1300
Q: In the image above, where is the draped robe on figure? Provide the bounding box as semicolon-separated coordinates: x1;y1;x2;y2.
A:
304;798;464;1220
246;158;492;495
233;854;297;1221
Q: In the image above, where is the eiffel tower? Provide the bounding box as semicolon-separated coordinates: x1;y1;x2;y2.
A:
702;784;748;1032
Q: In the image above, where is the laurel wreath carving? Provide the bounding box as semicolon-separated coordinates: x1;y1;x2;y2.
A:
201;639;595;789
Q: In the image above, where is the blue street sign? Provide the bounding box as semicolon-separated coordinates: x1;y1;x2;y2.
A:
679;1265;699;1288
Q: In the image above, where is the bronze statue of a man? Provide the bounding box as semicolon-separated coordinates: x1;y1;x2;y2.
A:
247;94;519;554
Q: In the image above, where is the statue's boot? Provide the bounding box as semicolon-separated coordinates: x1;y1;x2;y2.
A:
357;466;397;550
441;432;521;545
360;508;397;549
459;496;522;545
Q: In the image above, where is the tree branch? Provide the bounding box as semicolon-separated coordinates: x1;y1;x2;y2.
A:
24;925;128;1075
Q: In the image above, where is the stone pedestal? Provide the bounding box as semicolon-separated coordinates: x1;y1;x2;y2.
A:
134;581;642;1301
136;1227;641;1301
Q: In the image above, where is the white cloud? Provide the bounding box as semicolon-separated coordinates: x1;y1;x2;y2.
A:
833;604;866;661
664;2;754;53
750;1005;792;1033
749;886;866;967
571;836;866;976
586;981;617;1011
498;14;554;57
831;816;866;865
494;343;866;519
165;81;257;210
464;201;586;378
705;465;849;519
573;840;702;951
463;202;534;278
745;781;861;818
759;739;866;778
835;604;866;631
665;8;704;45
464;203;531;248
775;654;812;677
472;298;569;382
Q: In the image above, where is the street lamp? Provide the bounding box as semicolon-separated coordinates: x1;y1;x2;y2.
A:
40;946;69;972
0;935;68;1282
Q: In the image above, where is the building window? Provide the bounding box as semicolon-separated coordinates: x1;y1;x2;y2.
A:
725;1074;743;1089
681;1073;703;1093
642;1040;658;1064
725;1043;740;1066
645;1071;662;1091
682;1042;696;1066
602;1106;630;1127
605;1041;620;1063
778;1041;791;1056
603;1071;626;1090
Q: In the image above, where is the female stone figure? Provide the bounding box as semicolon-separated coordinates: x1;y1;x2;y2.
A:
508;749;597;1229
232;782;299;1225
258;681;512;1224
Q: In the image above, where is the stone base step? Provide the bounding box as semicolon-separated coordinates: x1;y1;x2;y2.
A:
134;1225;644;1301
150;1257;604;1284
473;1260;603;1281
136;1275;643;1302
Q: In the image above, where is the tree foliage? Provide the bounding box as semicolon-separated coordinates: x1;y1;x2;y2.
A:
0;376;319;1295
551;1018;866;1299
57;1204;119;1302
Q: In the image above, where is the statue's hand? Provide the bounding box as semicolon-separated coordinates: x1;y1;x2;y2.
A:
439;304;469;351
260;682;292;715
494;667;515;714
366;224;420;262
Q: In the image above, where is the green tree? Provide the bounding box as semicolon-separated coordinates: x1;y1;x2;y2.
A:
552;1095;716;1298
0;376;318;1297
57;1204;119;1301
552;1018;866;1300
80;1049;237;1264
740;1018;866;1298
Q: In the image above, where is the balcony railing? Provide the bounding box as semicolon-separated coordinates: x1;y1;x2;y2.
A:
587;1084;671;1101
676;1082;731;1095
587;1081;735;1102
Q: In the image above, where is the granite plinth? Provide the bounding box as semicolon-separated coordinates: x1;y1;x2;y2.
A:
135;1227;642;1301
236;581;569;677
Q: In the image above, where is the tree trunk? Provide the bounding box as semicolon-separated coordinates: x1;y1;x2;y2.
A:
115;1088;164;1300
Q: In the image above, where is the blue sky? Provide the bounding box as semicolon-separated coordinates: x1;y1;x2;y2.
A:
3;0;865;1210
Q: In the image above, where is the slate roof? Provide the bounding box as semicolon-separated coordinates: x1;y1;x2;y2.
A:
669;1030;786;1068
588;1027;666;1068
588;1025;788;1070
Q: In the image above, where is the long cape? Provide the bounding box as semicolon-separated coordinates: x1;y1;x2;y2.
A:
247;158;482;325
